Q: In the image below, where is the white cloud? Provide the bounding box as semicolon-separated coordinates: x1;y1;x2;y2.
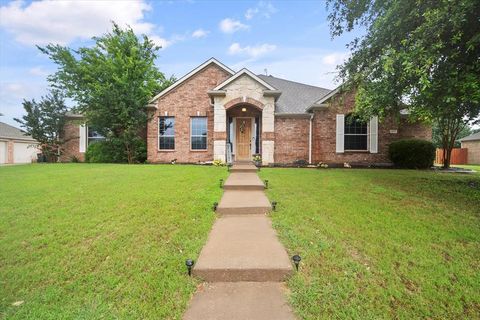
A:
322;52;349;66
0;0;166;46
192;29;209;38
149;35;171;49
228;42;277;59
219;18;249;34
245;8;257;20
28;66;49;77
230;50;349;89
0;80;47;126
245;1;277;20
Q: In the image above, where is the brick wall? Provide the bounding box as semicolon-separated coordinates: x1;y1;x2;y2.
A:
147;63;231;163
311;91;431;165
60;120;84;162
398;118;432;140
461;140;480;164
274;117;310;163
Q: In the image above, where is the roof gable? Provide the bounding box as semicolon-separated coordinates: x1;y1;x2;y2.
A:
149;58;235;103
258;75;331;114
0;122;36;141
213;68;277;91
460;131;480;142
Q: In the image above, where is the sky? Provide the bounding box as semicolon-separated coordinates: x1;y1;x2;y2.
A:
0;0;362;127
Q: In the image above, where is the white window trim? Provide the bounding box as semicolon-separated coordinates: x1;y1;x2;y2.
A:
336;114;344;153
86;127;105;147
344;116;369;152
79;124;87;153
158;116;175;151
190;117;208;151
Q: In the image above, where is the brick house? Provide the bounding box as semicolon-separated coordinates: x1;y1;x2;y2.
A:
62;58;431;165
0;122;38;164
460;132;480;164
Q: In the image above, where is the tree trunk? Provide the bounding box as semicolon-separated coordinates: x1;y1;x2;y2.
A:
443;147;452;169
125;141;134;164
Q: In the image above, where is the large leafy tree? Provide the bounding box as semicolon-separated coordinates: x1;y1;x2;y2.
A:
327;0;480;168
15;90;68;162
39;23;173;163
432;123;476;148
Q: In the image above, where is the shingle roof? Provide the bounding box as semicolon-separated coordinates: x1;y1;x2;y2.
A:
258;75;331;114
65;111;84;119
459;131;480;142
0;122;36;141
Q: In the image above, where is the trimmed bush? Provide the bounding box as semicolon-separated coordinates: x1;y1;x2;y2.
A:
85;141;117;163
388;139;435;169
85;139;147;163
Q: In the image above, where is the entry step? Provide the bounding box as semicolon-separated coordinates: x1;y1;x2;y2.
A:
183;282;296;320
230;163;258;173
223;172;265;190
216;190;271;215
193;215;293;282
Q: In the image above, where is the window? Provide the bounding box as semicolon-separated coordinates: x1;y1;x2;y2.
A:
191;117;207;150
344;115;368;151
87;127;105;146
159;117;175;150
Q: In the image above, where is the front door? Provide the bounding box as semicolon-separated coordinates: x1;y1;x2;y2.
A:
235;118;252;161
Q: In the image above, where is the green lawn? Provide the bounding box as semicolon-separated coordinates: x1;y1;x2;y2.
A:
0;164;226;319
2;165;479;319
260;168;480;319
453;164;480;173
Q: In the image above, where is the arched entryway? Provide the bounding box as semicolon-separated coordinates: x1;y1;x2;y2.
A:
226;104;262;162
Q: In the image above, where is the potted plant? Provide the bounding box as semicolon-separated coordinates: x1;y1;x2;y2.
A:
252;154;262;167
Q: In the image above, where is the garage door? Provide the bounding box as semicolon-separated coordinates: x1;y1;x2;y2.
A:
0;141;6;164
14;142;37;163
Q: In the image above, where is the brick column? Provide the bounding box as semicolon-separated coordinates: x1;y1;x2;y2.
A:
261;101;275;165
213;99;227;162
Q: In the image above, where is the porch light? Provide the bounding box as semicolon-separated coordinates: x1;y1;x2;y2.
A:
185;259;195;276
271;201;277;211
292;255;301;271
241;107;247;112
264;179;269;189
213;202;218;211
219;179;224;188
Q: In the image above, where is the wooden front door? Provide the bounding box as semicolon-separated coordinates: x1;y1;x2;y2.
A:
235;118;252;161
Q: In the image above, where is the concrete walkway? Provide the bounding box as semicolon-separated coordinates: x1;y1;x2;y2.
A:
183;163;296;319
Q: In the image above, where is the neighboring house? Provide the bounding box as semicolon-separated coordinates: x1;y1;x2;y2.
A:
0;122;38;164
61;58;431;165
459;132;480;164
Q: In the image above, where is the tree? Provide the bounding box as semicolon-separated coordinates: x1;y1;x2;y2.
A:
327;0;480;168
432;123;472;148
39;22;172;163
14;90;68;162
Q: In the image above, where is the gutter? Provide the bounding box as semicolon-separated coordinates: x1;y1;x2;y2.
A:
309;113;313;164
274;113;311;118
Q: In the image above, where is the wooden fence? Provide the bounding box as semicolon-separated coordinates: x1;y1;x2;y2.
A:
435;148;468;165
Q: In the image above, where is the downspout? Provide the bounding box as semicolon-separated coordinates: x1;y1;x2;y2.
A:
309;113;313;164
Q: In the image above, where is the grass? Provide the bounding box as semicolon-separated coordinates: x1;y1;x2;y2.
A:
0;164;226;319
2;164;479;319
453;164;480;173
259;168;480;319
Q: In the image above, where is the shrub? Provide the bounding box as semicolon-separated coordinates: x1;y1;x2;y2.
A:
85;141;116;163
293;159;308;167
70;155;80;163
388;139;435;169
85;139;147;163
213;159;225;166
